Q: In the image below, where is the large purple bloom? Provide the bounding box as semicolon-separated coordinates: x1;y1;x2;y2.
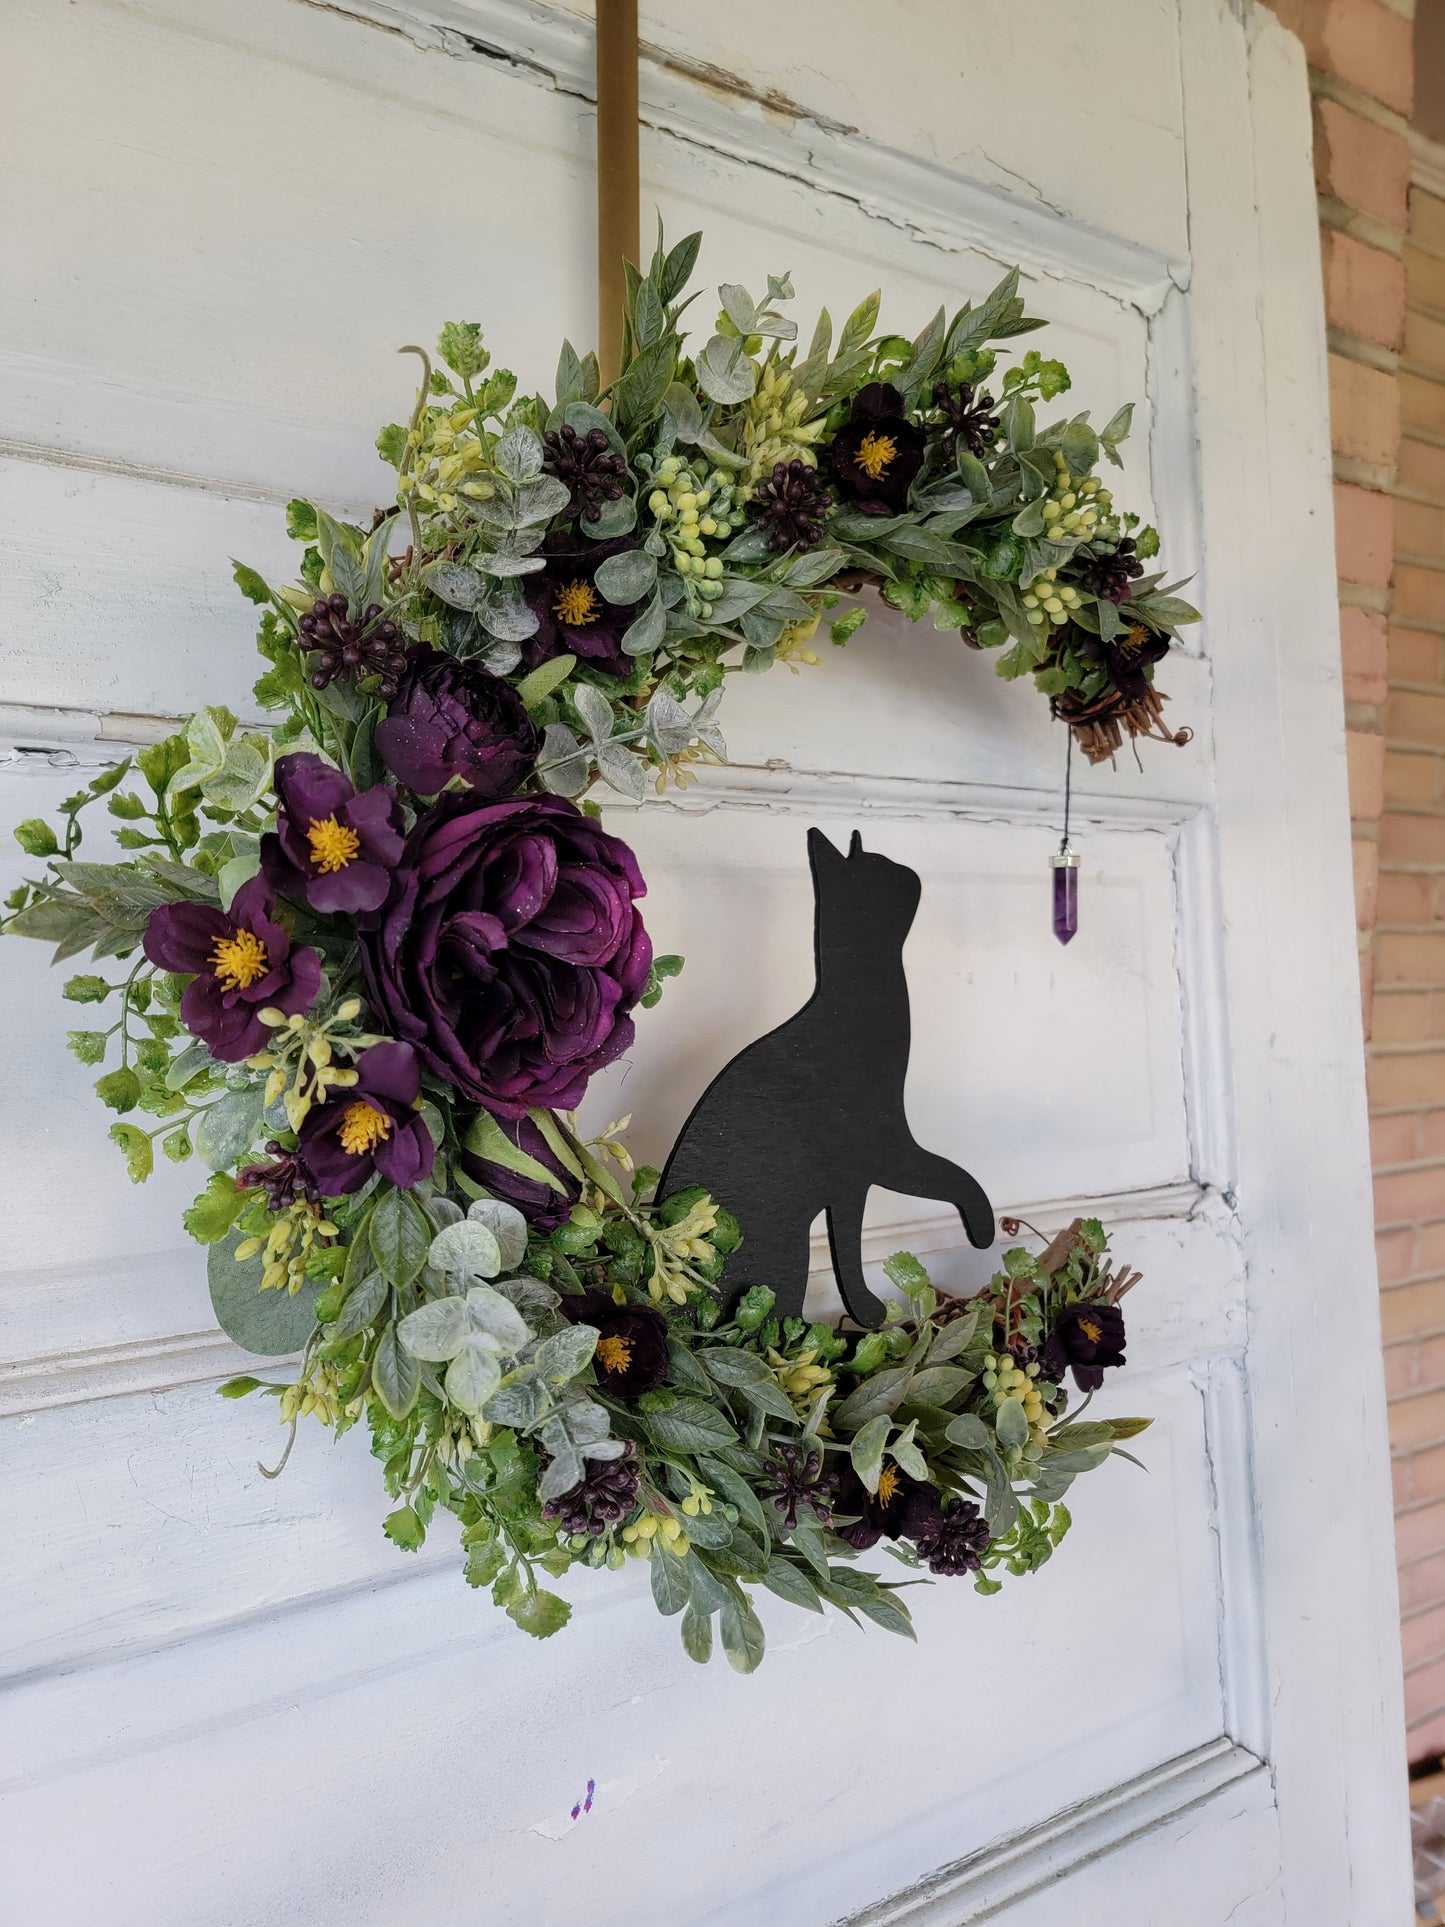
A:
456;1113;582;1231
831;382;925;516
295;1042;434;1197
374;645;539;798
359;793;651;1119
143;875;320;1062
261;753;405;917
520;534;643;679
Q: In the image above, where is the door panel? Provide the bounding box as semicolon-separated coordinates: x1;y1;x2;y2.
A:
0;0;1412;1919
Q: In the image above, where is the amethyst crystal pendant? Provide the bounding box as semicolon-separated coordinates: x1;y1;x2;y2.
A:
1051;847;1079;945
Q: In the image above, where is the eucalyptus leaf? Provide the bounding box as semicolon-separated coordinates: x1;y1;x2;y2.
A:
594;548;657;605
537;723;590;798
596;741;648;802
848;1414;891;1493
494;425;545;483
195;1084;266;1172
396;1295;471;1362
696;334;756;405
445;1340;503;1416
208;1238;321;1356
994;1397;1030;1448
534;1323;598;1382
465;1197;527;1271
537;1450;584;1502
429;1218;502;1284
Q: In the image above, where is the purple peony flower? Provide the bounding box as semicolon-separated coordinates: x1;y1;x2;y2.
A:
374;644;540;798
831;382;926;515
295;1041;434;1197
261;753;405;917
520;533;644;679
456;1113;582;1231
143;876;320;1063
358;792;651;1119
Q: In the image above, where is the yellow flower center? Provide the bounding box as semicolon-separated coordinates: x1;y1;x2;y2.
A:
1078;1316;1103;1344
337;1100;392;1157
1117;624;1149;656
210;927;268;992
553;578;600;627
307;814;361;875
876;1463;901;1506
596;1334;634;1375
855;430;898;480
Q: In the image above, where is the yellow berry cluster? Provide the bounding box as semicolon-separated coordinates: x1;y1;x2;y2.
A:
767;1345;834;1415
279;1357;351;1427
646;457;744;613
981;1352;1049;1460
647;1194;721;1305
1042;447;1113;539
249;998;379;1132
1021;568;1083;631
622;1510;690;1559
738;362;827;493
235;1197;337;1296
396;406;497;515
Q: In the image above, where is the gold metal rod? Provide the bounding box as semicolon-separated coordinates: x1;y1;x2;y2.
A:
595;0;640;389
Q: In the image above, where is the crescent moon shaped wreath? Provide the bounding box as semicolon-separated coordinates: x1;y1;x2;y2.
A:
6;240;1180;1666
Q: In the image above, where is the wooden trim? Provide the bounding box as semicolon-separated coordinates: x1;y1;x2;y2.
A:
594;0;638;387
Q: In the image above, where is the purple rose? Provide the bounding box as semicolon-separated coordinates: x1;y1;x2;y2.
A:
359;792;651;1119
456;1113;582;1231
261;753;405;917
374;645;540;798
521;534;644;678
143;876;320;1062
295;1041;435;1196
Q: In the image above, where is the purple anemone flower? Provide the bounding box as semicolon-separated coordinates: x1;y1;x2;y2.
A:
295;1041;435;1196
374;645;539;799
261;753;405;917
456;1113;582;1231
831;382;926;516
143;876;320;1062
1039;1301;1127;1393
358;792;651;1119
520;534;644;679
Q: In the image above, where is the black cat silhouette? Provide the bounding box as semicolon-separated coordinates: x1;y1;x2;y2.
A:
658;828;994;1327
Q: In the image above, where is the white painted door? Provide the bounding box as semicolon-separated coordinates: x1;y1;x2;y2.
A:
0;1;1414;1920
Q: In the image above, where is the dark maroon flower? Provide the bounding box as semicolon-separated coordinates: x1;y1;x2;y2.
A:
560;1290;670;1400
143;875;320;1063
520;534;644;678
907;1492;990;1576
543;423;629;523
831;383;926;515
542;1444;640;1537
456;1113;582;1231
261;753;406;918
358;792;651;1119
1073;623;1170;706
294;1041;434;1197
1075;536;1143;605
1039;1301;1127;1393
832;1458;931;1550
374;645;539;798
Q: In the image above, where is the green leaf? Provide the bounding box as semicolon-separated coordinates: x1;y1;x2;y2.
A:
13;818;59;857
463;1107;568;1193
659;230;702;304
507;1587;573;1639
108;1122;153;1183
371;1323;421;1419
882;1250;931;1299
328;1270;389;1341
695;334;756;405
95;1066;141;1113
66;1030;109;1065
369;1188;431;1289
63;974;111;1003
161;1126;193;1164
849;1414;891;1492
760;1556;824;1614
719;1593;766;1673
680;1603;713;1663
927;1312;980;1364
195;1083;265;1170
218;1375;266;1399
944;1412;993;1450
645;1399;740;1453
908;1364;975;1406
208;1237;322;1355
594;548;657;605
382;1505;426;1551
232;561;271;605
514;653;577;712
437;320;489;381
651;1543;692;1616
184;1171;246;1245
697;1455;771;1541
833;1365;914;1431
994;1396;1030;1447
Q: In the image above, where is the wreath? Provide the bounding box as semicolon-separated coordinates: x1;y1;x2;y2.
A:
6;237;1179;1668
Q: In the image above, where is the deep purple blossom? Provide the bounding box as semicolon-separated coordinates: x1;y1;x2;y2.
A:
456;1113;582;1231
1040;1301;1127;1393
374;645;539;798
295;1041;434;1196
559;1290;670;1400
520;534;644;678
832;1459;932;1551
358;792;651;1119
261;753;405;917
143;875;320;1063
831;383;926;515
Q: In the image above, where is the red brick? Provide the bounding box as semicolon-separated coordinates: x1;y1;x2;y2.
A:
1416;1219;1445;1272
1379;931;1445;984
1335;479;1397;586
1403;1605;1445;1673
1330;352;1402;469
1417;1333;1445;1392
1325;233;1406;350
1397;1456;1413;1506
1414;191;1445;259
1408;307;1445;376
1362;948;1376;1037
1379;872;1434;924
1377;1166;1445;1225
1381;814;1445;865
1397;1500;1445;1564
1383;1277;1445;1339
1353;832;1380;929
1408;243;1445;314
1315;97;1411;229
1343;604;1389;702
1273;0;1412;114
1371;1051;1445;1107
1403;372;1445;440
1387;1342;1417;1398
1401;432;1445;497
1405;1653;1445;1725
1389;622;1445;682
1396;563;1445;624
1423;1111;1445;1157
1400;1546;1445;1611
1379;1225;1420;1283
1373;990;1445;1043
1389;692;1445;747
1412;1440;1445;1500
1374;1112;1422;1164
1398;495;1445;560
1384;749;1443;807
1348;727;1386;819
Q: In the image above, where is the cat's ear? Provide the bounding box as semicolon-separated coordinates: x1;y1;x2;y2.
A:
848;831;864;858
807;827;846;873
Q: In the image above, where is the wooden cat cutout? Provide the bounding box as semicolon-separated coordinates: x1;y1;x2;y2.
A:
658;828;995;1327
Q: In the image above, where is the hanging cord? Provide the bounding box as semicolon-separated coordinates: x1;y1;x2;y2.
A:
1059;726;1074;855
